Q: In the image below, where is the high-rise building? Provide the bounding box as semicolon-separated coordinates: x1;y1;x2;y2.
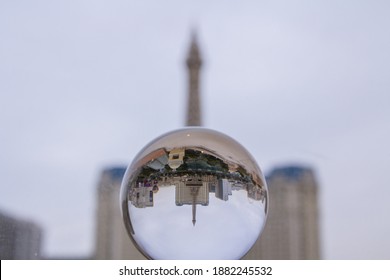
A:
94;167;145;259
0;211;42;259
244;166;321;259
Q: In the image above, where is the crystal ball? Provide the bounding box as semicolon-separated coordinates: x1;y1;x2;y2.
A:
120;127;268;259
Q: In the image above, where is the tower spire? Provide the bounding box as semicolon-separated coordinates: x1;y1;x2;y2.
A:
185;31;202;126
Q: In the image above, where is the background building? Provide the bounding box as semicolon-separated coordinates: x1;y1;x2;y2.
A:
244;166;321;259
0;211;42;259
94;167;145;259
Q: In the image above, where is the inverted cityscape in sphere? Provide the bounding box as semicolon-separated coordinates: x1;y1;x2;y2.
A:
120;127;268;259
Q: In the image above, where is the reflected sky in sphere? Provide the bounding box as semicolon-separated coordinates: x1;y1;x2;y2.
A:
120;127;268;259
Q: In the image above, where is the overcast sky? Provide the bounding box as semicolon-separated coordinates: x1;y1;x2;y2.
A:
1;0;390;259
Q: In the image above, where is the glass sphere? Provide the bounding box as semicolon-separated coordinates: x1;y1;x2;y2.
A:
120;127;268;259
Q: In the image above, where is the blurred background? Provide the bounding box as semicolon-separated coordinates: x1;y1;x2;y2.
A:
1;0;389;259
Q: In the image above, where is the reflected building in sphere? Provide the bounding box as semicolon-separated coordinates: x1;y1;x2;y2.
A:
215;179;232;201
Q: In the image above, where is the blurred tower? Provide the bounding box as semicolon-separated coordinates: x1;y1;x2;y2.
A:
94;168;145;259
185;32;202;126
244;166;321;259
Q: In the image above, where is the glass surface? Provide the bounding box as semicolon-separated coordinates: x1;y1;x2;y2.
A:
120;127;268;259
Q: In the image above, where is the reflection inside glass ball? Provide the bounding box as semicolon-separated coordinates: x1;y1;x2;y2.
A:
120;127;268;259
